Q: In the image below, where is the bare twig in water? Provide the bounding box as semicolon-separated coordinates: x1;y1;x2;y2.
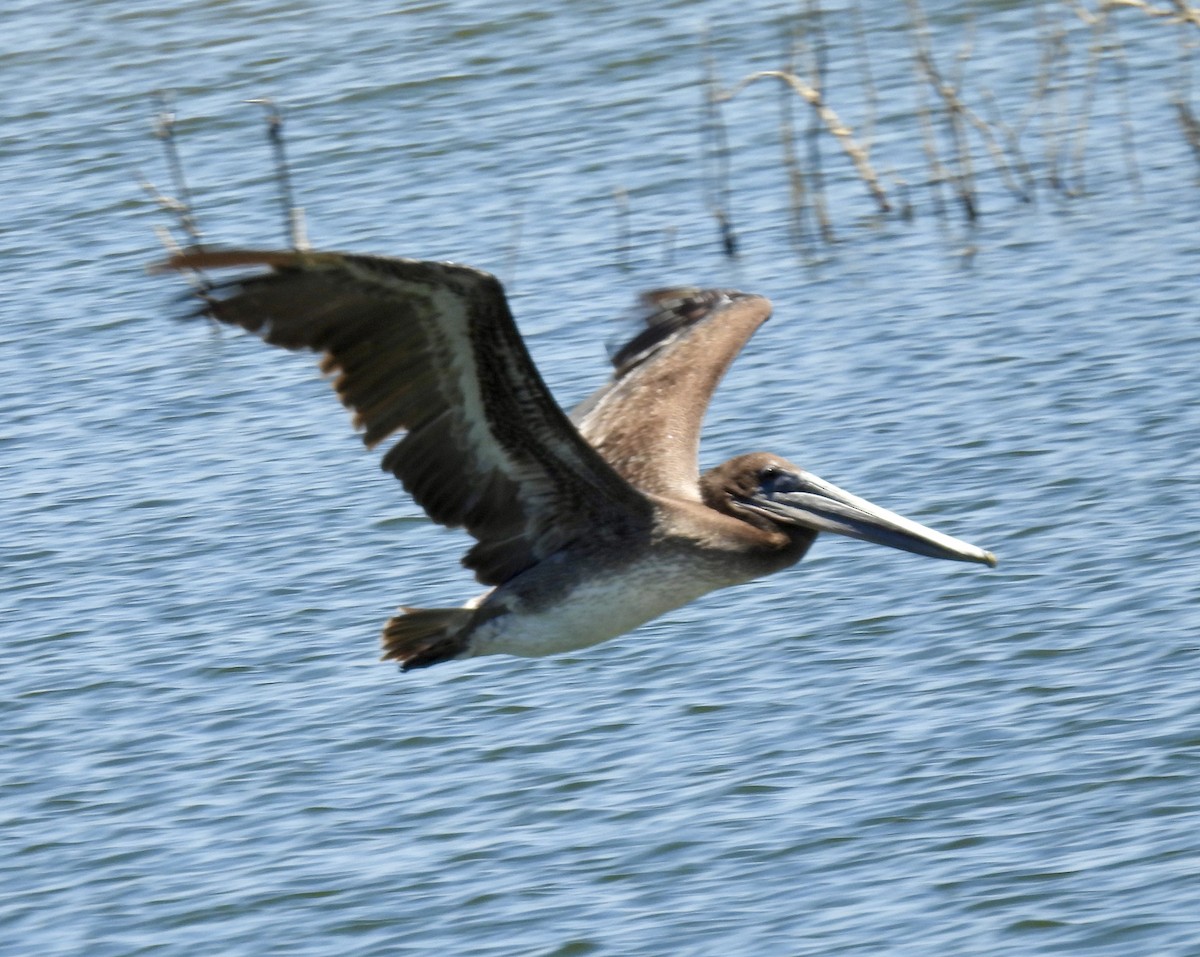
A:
702;28;739;257
719;70;891;214
139;94;214;296
777;28;815;250
851;0;879;148
139;92;204;247
1108;14;1145;195
911;49;951;219
800;0;834;242
908;0;1032;215
1170;1;1200;172
907;1;975;218
1175;97;1200;166
1090;0;1200;29
1068;2;1106;194
695;0;1195;249
979;87;1038;198
1029;4;1071;193
247;98;308;250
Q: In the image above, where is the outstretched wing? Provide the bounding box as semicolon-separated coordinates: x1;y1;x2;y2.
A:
570;288;773;500
162;249;654;585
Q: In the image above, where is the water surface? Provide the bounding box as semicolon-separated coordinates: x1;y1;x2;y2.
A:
3;1;1199;954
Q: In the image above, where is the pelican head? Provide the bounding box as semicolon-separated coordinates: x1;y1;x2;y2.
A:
701;453;997;567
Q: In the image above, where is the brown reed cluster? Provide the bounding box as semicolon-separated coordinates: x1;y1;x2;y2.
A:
698;0;1200;253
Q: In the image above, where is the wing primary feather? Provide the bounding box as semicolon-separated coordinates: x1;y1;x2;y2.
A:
165;248;654;588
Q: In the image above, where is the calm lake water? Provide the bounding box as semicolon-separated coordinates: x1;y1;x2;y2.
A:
3;1;1199;954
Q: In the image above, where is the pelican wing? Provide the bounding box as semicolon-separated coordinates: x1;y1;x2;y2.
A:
571;288;772;500
163;249;654;585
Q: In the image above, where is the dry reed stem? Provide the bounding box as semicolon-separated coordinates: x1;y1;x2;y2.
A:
1034;13;1071;191
246;98;308;251
1085;0;1200;28
1175;98;1200;165
145;96;204;248
719;70;891;213
798;3;835;243
911;57;950;217
910;1;1033;212
906;0;976;217
1108;18;1145;194
776;37;815;249
702;29;739;256
142;99;217;297
851;0;878;148
802;0;835;241
979;88;1039;197
1068;3;1106;193
700;0;1194;246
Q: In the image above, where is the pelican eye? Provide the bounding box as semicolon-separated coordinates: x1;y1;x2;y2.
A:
757;465;803;495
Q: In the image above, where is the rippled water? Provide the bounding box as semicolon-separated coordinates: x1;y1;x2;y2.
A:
4;1;1199;954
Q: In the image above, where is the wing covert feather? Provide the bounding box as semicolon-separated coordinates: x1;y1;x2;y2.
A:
571;289;773;500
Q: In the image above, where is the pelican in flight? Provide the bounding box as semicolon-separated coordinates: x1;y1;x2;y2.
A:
161;249;995;669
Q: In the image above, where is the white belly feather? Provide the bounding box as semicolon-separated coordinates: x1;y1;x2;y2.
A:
463;560;736;659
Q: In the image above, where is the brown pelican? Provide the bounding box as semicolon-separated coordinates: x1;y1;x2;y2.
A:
160;249;995;670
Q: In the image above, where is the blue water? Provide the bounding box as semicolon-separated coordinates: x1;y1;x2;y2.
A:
3;1;1199;954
